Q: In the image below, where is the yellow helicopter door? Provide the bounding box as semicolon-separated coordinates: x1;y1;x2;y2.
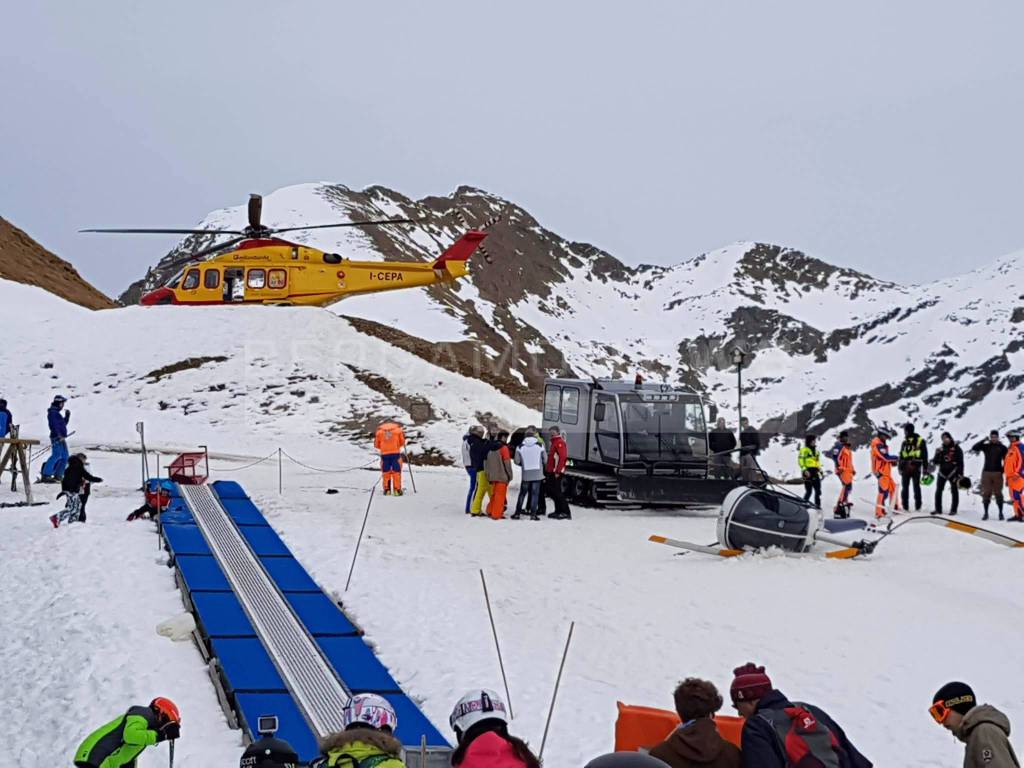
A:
243;267;289;303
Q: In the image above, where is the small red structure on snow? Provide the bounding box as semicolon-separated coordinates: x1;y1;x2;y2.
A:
168;449;209;485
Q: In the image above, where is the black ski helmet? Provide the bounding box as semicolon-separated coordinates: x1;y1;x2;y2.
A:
239;736;299;768
585;753;670;767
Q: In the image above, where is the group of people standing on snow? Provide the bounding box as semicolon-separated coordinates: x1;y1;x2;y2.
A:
462;424;572;520
791;423;1024;522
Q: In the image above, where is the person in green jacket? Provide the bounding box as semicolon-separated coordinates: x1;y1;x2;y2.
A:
318;693;406;767
74;697;180;768
798;433;823;508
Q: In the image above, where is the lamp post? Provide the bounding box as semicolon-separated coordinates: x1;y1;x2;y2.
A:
732;348;747;445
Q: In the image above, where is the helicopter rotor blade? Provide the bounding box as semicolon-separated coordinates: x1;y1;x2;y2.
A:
271;217;417;234
248;194;262;230
79;228;245;235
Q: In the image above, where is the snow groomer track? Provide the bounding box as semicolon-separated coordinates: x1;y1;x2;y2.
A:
160;480;449;764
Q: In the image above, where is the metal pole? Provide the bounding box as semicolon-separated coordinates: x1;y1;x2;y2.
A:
345;485;376;591
419;734;427;768
169;738;175;768
479;569;514;720
405;448;417;494
540;621;575;759
736;361;743;447
278;447;283;495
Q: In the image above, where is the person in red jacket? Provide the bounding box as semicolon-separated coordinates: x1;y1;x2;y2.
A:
1006;431;1024;522
545;426;572;519
449;689;540;768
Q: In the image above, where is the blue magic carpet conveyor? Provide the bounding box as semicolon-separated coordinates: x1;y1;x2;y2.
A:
158;479;449;765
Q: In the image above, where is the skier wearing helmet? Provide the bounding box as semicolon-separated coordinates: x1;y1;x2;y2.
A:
40;394;71;482
74;697;180;767
449;689;540;768
317;693;405;767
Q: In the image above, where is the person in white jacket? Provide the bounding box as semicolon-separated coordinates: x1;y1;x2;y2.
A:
513;429;547;520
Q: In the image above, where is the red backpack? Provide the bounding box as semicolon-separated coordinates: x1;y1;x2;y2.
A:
759;705;843;768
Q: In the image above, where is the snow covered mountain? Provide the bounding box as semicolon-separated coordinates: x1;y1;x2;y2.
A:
125;183;1024;451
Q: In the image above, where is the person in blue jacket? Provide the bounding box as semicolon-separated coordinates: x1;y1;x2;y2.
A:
0;398;12;438
730;662;872;768
40;394;71;483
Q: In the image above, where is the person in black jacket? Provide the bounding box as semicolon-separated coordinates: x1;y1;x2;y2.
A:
971;431;1008;521
708;418;738;479
50;453;102;528
739;418;764;482
931;432;965;516
730;663;872;768
898;423;928;512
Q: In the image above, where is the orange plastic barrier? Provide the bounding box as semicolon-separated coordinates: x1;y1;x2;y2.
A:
615;702;744;752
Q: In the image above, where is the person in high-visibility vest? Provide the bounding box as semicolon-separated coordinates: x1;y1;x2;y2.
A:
797;433;822;508
374;421;406;496
871;428;900;519
1005;431;1024;522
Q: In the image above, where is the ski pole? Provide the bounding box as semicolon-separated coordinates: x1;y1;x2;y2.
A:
405;448;417;494
540;621;575;759
480;570;514;719
169;738;175;768
345;485;377;591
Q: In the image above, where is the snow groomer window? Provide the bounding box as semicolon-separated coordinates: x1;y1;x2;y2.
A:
561;387;580;424
543;385;561;421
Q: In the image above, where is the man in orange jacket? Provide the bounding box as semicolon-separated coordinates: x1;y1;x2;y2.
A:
374;421;406;496
871;427;899;519
831;431;856;519
1006;430;1024;522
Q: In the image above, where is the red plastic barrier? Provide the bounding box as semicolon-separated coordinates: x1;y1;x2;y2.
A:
615;702;744;752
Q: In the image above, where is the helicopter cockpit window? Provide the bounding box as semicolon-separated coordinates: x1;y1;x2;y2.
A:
181;269;201;290
247;269;266;289
165;269;185;289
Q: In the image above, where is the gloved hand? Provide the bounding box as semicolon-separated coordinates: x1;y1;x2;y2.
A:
64;409;71;419
802;470;809;480
156;722;180;742
92;477;103;483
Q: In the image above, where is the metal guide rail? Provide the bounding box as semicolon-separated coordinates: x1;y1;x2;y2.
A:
180;484;349;736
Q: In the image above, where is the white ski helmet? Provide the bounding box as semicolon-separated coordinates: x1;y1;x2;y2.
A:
342;693;398;733
449;689;509;735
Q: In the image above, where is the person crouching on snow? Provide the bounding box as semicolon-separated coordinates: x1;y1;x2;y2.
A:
51;453;102;528
316;693;405;767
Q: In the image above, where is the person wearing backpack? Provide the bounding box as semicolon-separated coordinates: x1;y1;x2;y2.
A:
317;693;405;767
730;663;872;768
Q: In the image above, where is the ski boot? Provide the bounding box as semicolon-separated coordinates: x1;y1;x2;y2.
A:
49;514;59;529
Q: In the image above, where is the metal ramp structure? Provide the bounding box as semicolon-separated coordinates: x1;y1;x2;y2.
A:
159;480;450;765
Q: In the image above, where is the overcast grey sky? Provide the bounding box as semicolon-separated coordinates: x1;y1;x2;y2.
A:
2;1;1023;296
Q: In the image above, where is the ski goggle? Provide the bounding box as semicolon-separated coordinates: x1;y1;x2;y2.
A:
929;701;951;724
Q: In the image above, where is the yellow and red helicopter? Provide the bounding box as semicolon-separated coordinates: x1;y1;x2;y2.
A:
83;194;488;306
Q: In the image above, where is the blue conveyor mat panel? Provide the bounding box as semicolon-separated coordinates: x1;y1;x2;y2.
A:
159;478;450;757
235;693;322;761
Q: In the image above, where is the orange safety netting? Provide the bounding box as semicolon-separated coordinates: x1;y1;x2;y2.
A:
615;702;744;752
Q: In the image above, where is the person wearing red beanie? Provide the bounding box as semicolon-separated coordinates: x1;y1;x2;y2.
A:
730;663;872;768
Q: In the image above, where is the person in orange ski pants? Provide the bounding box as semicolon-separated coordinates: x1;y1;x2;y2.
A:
374;421;406;496
871;428;899;519
485;431;513;520
832;431;856;519
1006;431;1024;522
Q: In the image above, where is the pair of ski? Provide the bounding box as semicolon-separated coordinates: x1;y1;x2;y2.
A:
647;534;864;560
